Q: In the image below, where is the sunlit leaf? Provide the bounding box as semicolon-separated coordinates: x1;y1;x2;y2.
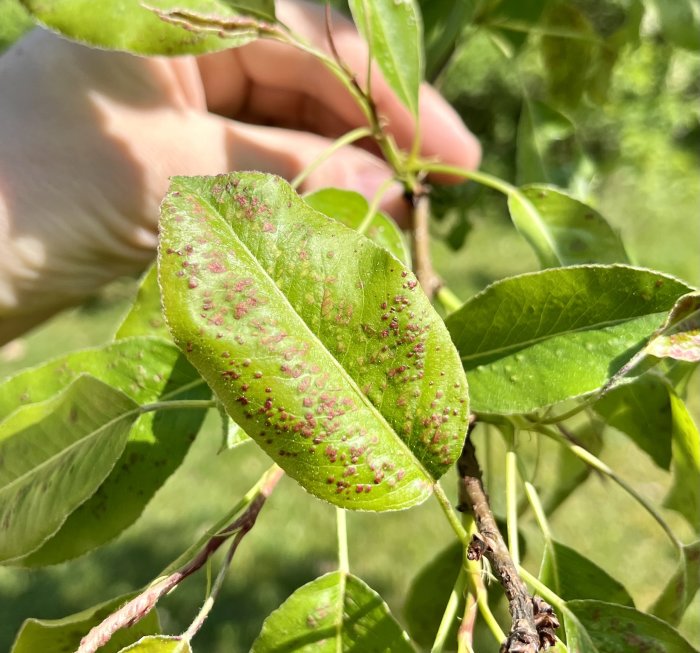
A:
645;292;700;363
21;0;269;55
0;337;208;565
304;188;410;266
510;185;628;266
648;0;700;51
540;540;634;607
159;172;469;510
348;0;423;117
594;375;673;469
0;375;137;563
10;592;161;653
404;540;462;647
250;571;414;652
651;541;700;626
664;391;700;531
115;265;170;340
118;636;192;652
445;265;691;414
565;600;699;653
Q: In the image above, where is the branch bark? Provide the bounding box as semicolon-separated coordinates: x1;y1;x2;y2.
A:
457;433;556;652
411;191;442;299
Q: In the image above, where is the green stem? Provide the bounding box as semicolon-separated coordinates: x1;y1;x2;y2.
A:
416;162;516;196
139;399;218;414
505;449;520;567
436;286;463;314
336;507;349;575
434;482;469;545
290;126;373;190
518;566;566;615
529;422;684;552
431;567;467;653
523;480;552;543
357;177;397;234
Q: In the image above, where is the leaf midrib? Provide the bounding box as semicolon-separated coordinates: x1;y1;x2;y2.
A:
196;188;435;486
459;311;663;364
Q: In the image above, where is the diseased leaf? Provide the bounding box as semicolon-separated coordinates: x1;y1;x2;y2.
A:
664;391;700;530
404;540;463;648
594;375;673;469
0;337;208;565
116;265;170;340
565;600;700;653
513;185;628;266
250;571;414;652
159;172;469;510
0;375;137;563
21;0;268;55
540;540;634;607
118;636;192;652
645;292;700;363
304;188;410;266
445;265;691;414
10;592;161;653
348;0;423;117
652;541;700;626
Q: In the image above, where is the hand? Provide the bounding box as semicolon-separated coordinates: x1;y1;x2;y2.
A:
0;0;480;344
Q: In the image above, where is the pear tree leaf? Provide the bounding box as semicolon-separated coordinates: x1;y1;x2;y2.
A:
445;265;691;414
0;375;138;563
651;541;700;625
565;600;700;653
594;374;673;469
664;391;700;530
645;292;700;363
540;540;634;607
648;0;700;51
250;571;414;652
116;265;170;340
158;172;469;510
348;0;423;117
512;185;628;266
0;337;209;565
404;540;463;648
10;592;161;653
118;637;192;652
304;188;410;266
21;0;271;55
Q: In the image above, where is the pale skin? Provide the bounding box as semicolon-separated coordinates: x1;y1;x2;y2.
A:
0;1;481;345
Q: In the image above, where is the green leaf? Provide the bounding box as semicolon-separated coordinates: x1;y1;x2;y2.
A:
510;185;628;266
159;172;469;511
539;2;596;108
664;391;700;530
304;188;411;266
445;265;691;414
116;265;170;340
11;592;161;653
21;0;266;55
250;571;414;652
118;636;193;652
404;540;462;648
516;101;587;188
645;292;700;363
0;0;33;52
540;540;634;607
0;337;209;565
0;375;138;563
419;0;476;81
217;402;250;451
348;0;423;117
594;375;673;469
565;600;700;653
648;0;700;51
651;541;700;626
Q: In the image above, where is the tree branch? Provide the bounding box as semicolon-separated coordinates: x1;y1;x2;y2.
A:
77;466;284;653
457;433;557;652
